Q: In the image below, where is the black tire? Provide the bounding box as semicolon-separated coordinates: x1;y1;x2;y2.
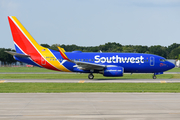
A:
153;75;156;79
88;73;94;79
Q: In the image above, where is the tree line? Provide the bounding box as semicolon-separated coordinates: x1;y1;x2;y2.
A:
0;48;17;65
41;42;180;59
1;42;180;65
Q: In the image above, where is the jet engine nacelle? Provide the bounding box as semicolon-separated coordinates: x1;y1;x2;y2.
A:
103;66;124;77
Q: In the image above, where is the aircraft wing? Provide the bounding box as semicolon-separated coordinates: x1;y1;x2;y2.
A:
5;51;30;58
73;61;105;70
58;47;105;70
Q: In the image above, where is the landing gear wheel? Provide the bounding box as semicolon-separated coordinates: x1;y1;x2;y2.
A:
88;73;94;79
153;75;156;79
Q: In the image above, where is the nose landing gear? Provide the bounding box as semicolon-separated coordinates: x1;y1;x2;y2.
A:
153;74;156;79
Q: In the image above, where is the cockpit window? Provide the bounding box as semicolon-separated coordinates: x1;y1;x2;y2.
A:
160;59;166;62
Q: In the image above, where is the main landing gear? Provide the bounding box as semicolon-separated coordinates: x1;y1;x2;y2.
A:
88;73;94;79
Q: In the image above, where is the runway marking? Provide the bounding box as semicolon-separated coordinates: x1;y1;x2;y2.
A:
0;80;5;83
160;81;166;83
79;80;85;83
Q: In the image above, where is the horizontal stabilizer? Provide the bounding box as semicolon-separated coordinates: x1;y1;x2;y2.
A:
5;51;30;58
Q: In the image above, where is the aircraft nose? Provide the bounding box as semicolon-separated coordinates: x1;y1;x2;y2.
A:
168;61;175;70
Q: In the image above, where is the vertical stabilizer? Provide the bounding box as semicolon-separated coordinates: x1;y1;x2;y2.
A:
8;16;44;55
8;16;71;72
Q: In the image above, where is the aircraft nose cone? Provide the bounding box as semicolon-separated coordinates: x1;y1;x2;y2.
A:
168;62;175;70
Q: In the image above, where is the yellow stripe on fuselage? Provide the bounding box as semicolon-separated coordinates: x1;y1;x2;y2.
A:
41;49;71;72
11;16;71;72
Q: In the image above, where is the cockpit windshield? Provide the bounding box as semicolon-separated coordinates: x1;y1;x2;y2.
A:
160;59;166;62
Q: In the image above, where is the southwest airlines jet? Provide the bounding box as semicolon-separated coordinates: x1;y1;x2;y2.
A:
7;16;175;79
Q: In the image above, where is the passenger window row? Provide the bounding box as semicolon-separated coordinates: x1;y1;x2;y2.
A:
48;58;149;62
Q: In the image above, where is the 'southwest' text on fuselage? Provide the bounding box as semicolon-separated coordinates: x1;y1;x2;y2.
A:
94;55;144;64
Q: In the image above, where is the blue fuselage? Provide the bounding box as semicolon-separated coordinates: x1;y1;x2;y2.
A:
49;51;175;74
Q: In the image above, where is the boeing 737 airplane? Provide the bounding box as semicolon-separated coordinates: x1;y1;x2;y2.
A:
6;16;175;79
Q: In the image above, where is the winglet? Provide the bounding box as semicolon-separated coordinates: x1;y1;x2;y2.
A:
61;48;66;52
57;47;71;61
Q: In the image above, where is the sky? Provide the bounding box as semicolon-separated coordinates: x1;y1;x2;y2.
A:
1;0;180;49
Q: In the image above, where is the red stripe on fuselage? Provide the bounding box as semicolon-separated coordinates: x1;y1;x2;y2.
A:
8;17;60;71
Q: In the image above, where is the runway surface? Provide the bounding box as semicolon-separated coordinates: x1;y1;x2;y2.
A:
0;72;179;74
0;93;180;120
0;79;180;83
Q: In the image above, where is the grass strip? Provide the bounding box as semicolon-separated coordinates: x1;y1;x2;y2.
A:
0;83;180;93
0;67;56;72
167;68;180;72
0;67;180;72
0;74;174;79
